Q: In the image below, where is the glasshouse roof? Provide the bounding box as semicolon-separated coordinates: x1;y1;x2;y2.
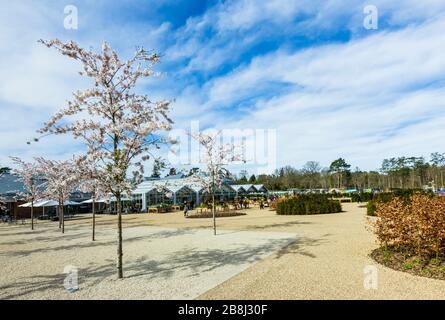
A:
133;175;212;194
231;184;266;192
0;173;26;195
132;176;269;195
0;173;47;196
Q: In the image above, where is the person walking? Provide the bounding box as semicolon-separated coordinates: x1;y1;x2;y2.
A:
184;202;189;217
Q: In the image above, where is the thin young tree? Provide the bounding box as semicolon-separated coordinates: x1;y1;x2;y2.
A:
10;157;43;230
34;157;78;234
76;156;108;241
0;171;6;213
37;39;173;278
191;131;243;235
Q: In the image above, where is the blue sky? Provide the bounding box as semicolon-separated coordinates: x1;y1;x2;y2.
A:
1;0;445;174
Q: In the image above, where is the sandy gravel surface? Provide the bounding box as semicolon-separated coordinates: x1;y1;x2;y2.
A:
0;220;294;300
199;203;445;299
2;204;445;299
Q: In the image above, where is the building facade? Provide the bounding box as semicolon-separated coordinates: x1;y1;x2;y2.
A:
132;175;268;211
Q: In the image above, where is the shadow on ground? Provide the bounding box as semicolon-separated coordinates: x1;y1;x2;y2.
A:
0;231;329;299
0;228;195;257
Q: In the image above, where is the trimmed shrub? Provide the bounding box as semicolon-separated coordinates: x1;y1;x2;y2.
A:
367;201;378;216
367;193;394;216
349;192;373;202
276;195;342;215
366;189;431;216
373;193;445;259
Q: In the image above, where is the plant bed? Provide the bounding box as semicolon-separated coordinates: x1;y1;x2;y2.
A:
370;247;445;280
186;211;246;219
370;193;445;280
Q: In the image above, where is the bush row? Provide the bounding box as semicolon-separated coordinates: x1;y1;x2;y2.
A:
276;195;342;215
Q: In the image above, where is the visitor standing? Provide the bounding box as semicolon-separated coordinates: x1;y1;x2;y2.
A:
184;202;189;217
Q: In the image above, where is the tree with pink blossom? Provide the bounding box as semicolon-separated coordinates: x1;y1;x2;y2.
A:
10;157;43;230
34;157;78;234
191;131;244;235
37;39;173;278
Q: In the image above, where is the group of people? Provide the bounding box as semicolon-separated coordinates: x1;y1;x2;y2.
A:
235;197;250;209
124;204;141;214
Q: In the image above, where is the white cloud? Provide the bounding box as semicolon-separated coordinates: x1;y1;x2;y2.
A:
190;17;445;170
2;0;445;174
0;1;174;167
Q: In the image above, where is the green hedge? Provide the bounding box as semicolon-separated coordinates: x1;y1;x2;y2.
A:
276;195;342;215
350;192;373;202
366;201;378;216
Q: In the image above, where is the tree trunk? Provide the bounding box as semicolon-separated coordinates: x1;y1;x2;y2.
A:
92;199;96;241
212;192;216;236
212;171;216;236
31;199;34;230
58;204;62;229
61;203;65;234
117;193;123;279
440;170;443;188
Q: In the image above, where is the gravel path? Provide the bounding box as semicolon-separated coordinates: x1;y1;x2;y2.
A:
2;204;445;299
199;203;445;299
0;222;295;299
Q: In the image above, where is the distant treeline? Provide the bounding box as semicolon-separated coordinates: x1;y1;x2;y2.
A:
233;153;445;191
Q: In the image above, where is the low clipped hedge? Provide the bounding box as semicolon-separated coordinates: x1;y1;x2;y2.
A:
367;193;395;216
350;192;373;202
370;193;445;279
276;195;342;215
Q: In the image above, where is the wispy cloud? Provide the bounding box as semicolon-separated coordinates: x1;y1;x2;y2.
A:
1;0;444;172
